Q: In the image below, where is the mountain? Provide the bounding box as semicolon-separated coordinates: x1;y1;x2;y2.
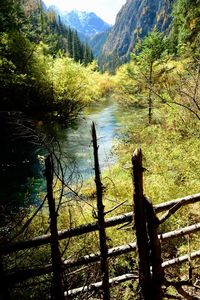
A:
88;28;111;58
101;0;175;67
21;0;93;65
60;10;111;39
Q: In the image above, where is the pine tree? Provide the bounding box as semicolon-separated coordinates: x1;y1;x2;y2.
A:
130;30;167;123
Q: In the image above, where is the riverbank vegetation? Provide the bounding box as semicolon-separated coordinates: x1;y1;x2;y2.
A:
1;0;200;299
0;0;114;122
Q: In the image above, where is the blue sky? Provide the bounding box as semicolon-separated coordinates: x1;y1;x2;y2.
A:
43;0;126;24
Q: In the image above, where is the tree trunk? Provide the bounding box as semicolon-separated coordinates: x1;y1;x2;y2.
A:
148;61;153;124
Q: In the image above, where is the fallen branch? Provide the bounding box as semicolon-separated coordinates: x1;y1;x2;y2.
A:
159;223;200;242
65;273;138;297
174;286;197;300
162;250;200;268
63;223;200;270
64;243;136;269
154;193;200;214
105;200;127;215
0;213;133;255
159;202;184;224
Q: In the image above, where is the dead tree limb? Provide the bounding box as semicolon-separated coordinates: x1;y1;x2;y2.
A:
159;201;184;224
154;193;200;214
92;123;110;300
0;212;133;255
6;249;200;289
165;280;200;300
45;155;65;300
159;223;200;242
65;273;138;297
132;149;151;299
162;250;200;268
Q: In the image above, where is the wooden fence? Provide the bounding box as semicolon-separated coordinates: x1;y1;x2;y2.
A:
0;125;200;299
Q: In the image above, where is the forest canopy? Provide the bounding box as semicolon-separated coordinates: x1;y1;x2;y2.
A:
0;0;96;121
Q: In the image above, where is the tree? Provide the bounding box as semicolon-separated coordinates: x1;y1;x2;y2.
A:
0;0;25;33
128;30;167;123
161;58;200;122
171;0;200;56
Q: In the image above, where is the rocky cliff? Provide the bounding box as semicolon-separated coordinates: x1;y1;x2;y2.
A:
102;0;174;60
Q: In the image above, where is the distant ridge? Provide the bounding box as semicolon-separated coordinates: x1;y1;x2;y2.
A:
61;10;111;38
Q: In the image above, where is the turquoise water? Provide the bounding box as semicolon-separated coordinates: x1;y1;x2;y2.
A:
0;101;123;213
58;102;122;179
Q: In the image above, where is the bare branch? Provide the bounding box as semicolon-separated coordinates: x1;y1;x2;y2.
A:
105;200;127;215
65;274;138;297
159;201;184;224
162;250;200;268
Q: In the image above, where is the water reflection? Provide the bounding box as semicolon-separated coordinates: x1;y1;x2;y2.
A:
0;102;122;213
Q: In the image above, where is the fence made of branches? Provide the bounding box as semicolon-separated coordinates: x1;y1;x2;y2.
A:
0;125;200;299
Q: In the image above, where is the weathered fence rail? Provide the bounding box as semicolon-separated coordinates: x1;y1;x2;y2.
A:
1;127;200;299
1;193;200;255
4;222;200;285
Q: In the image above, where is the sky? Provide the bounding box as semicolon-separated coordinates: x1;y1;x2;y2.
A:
43;0;127;24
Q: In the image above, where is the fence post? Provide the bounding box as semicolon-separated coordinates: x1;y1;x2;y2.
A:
132;149;151;300
145;198;164;299
45;155;65;300
92;123;110;300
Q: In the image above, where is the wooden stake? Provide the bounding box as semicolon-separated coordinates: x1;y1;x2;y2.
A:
45;155;65;300
132;149;151;299
92;123;110;300
145;198;164;299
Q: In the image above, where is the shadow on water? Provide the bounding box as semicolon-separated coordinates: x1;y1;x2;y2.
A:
0;101;123;219
0;112;45;217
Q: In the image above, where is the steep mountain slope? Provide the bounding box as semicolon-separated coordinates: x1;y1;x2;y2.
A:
102;0;174;61
61;10;111;39
88;28;111;57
